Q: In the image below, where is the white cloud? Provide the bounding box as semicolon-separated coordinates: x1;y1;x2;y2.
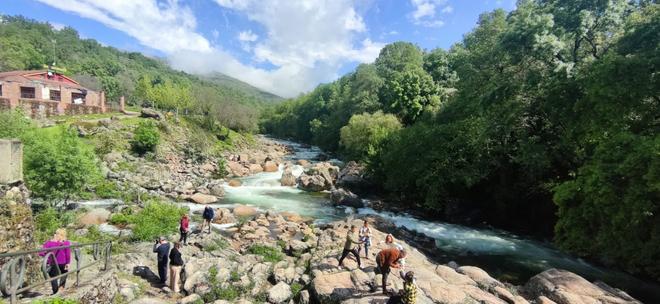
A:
198;0;384;96
237;30;258;42
409;0;449;28
36;0;384;97
35;0;211;53
50;22;66;31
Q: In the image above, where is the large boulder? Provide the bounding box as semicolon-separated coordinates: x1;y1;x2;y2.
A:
209;183;225;197
263;161;279;172
78;208;112;225
337;161;366;191
213;208;236;225
233;205;257;217
297;173;328;192
330;188;363;208
140;108;163;120
268;281;292;303
297;162;340;192
227;161;249;177
311;271;357;303
187;193;218;204
280;166;297;186
524;269;640;304
456;266;503;289
248;163;264;174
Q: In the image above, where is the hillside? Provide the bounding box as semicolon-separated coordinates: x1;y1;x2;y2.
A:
203;72;283;103
0;15;279;121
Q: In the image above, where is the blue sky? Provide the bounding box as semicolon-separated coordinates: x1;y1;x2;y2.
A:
1;0;516;97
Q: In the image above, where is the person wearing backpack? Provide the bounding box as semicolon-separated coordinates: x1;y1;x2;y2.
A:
201;206;215;234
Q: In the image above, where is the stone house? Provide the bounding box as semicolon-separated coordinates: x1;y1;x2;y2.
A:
0;70;106;118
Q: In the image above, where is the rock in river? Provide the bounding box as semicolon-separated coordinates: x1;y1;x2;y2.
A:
187;193;218;204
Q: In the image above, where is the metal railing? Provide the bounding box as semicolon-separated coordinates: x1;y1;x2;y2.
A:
0;241;112;304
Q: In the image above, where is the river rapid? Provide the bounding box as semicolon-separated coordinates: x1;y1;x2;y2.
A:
83;138;660;302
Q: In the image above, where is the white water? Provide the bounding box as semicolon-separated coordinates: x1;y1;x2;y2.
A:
72;137;659;301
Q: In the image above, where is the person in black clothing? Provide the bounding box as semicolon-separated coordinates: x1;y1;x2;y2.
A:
169;242;184;293
153;236;170;284
201;206;215;233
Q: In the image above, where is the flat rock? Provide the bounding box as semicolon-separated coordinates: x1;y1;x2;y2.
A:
233;205;257;217
78;208;112;225
187;193;218;204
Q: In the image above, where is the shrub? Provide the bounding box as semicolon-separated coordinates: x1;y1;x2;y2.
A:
131;120;160;155
94;131;128;156
247;245;284;263
32;298;79;304
24;126;102;204
109;213;132;227
95;181;121;199
130;201;187;241
34;208;76;242
339;111;402;162
0;109;34;139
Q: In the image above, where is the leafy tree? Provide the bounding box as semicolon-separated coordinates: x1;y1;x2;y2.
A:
379;68;440;125
23;126;101;205
339;112;402;162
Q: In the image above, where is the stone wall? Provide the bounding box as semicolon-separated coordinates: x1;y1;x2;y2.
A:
0;182;40;284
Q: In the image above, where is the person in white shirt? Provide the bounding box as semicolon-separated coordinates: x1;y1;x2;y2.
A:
358;220;373;259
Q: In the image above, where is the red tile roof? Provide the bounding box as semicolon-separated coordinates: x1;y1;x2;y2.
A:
0;70;89;90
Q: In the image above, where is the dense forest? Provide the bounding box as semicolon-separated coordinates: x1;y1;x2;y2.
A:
0;15;280;131
262;0;659;280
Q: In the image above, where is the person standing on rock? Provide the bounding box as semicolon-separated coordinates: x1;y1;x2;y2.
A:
338;225;363;269
359;220;373;259
387;271;417;304
179;214;190;245
39;228;71;294
201;206;215;233
376;248;407;295
153;236;171;285
169;242;184;293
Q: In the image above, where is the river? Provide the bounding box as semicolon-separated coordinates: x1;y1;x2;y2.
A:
88;138;660;302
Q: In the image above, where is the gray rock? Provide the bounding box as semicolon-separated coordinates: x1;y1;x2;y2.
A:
268;281;292;303
178;294;201;304
330;188;363;208
280;166;297;187
140;108;163;120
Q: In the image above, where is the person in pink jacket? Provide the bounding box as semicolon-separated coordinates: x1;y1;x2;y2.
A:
39;228;71;294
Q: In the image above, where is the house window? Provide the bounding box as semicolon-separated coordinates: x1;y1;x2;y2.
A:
71;92;86;104
50;90;61;101
0;84;3;96
20;87;35;99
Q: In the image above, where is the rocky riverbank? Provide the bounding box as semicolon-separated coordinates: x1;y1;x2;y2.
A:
99;208;641;304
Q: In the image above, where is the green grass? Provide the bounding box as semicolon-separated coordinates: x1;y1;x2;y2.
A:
204;238;230;252
247;245;285;263
291;282;304;301
32;298;79;304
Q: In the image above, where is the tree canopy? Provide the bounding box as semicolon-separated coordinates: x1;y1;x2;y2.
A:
261;1;660;280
